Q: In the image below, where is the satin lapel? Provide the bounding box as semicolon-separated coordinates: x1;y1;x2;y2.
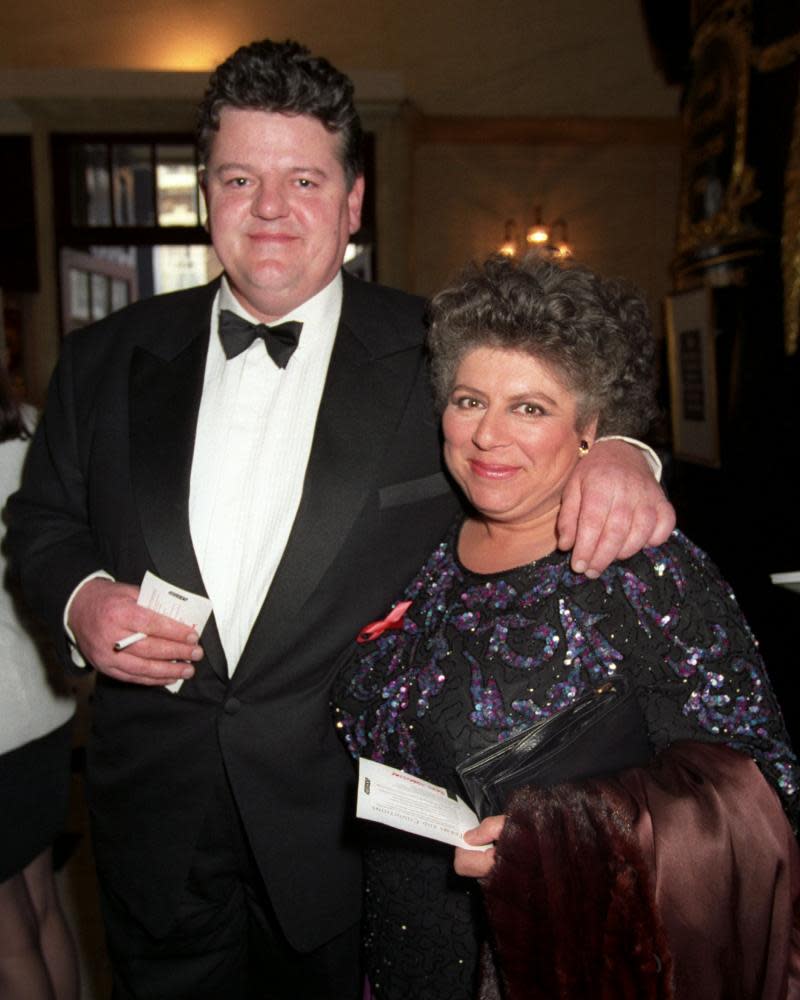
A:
234;309;420;683
128;296;228;682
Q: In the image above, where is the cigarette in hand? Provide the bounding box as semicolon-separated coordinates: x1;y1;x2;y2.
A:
113;631;147;652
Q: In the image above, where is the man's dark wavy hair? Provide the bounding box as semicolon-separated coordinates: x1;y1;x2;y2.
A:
196;38;363;187
427;253;659;438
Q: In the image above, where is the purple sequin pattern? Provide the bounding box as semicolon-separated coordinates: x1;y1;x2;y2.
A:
333;528;798;816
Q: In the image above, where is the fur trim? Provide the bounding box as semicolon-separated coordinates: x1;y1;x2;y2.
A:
481;781;674;999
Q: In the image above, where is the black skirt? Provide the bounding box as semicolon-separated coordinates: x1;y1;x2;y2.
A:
0;719;73;882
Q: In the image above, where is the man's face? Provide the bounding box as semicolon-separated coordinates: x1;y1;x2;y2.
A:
202;108;364;322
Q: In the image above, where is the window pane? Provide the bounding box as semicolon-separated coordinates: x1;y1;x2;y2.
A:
111;144;155;226
69;269;90;320
111;278;130;312
70;144;111;226
152;244;222;294
90;273;110;321
156;144;200;226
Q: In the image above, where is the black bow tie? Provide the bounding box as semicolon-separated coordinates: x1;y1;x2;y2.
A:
218;310;303;368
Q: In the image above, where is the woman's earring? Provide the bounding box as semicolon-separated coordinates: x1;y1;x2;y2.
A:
578;440;589;457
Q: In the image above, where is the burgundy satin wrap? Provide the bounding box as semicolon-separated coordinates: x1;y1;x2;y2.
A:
482;743;800;999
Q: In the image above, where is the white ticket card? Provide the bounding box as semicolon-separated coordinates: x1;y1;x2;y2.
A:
138;571;213;693
771;571;800;594
356;758;488;851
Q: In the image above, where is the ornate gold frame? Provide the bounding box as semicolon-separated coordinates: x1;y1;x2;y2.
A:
782;86;800;356
751;29;800;356
675;0;758;261
752;29;800;356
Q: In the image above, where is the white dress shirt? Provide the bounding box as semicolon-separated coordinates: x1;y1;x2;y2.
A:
189;274;342;672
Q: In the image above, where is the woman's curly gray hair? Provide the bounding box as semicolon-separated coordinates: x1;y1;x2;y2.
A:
427;254;658;437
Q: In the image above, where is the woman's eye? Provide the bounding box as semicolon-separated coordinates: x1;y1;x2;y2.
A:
454;396;482;409
515;403;545;416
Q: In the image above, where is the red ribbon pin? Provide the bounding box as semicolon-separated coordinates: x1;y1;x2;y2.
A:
356;600;412;644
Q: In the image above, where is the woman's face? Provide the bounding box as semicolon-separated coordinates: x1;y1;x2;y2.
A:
442;346;594;528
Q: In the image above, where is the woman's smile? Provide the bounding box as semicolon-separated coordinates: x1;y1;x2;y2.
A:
468;460;522;479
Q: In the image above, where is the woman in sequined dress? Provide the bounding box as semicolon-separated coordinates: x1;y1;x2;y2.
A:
333;255;799;1000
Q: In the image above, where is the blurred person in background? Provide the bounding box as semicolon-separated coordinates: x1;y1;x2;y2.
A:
0;358;78;1000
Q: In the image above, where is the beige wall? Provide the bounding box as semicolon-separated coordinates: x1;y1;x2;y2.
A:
412;140;680;321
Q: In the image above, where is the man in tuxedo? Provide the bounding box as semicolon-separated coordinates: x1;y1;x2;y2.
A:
7;39;674;999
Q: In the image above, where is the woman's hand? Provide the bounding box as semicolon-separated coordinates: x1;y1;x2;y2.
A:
454;815;506;878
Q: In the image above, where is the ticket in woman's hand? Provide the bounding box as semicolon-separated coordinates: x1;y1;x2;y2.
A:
356;758;489;851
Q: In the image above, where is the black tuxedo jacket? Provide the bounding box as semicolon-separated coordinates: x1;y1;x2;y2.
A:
7;272;459;950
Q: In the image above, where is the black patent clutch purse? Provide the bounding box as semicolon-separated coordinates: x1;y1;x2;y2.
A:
456;678;653;819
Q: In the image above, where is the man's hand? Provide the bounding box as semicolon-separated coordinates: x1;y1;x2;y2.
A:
68;577;203;685
454;814;506;878
557;440;675;577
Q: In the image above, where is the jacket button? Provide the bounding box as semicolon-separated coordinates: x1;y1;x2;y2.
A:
224;697;241;715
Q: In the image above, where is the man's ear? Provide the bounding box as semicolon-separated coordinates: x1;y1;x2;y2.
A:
347;175;365;235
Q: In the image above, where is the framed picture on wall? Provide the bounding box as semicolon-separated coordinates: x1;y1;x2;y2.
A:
665;286;720;467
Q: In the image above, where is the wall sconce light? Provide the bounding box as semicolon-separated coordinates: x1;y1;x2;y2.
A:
547;218;572;258
498;206;573;259
526;206;550;246
499;219;519;257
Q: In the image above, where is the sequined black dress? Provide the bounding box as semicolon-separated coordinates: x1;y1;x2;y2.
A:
333;527;799;1000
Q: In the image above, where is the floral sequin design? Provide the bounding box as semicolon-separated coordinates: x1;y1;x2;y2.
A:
641;541;797;803
338;545;586;772
333;527;799;818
